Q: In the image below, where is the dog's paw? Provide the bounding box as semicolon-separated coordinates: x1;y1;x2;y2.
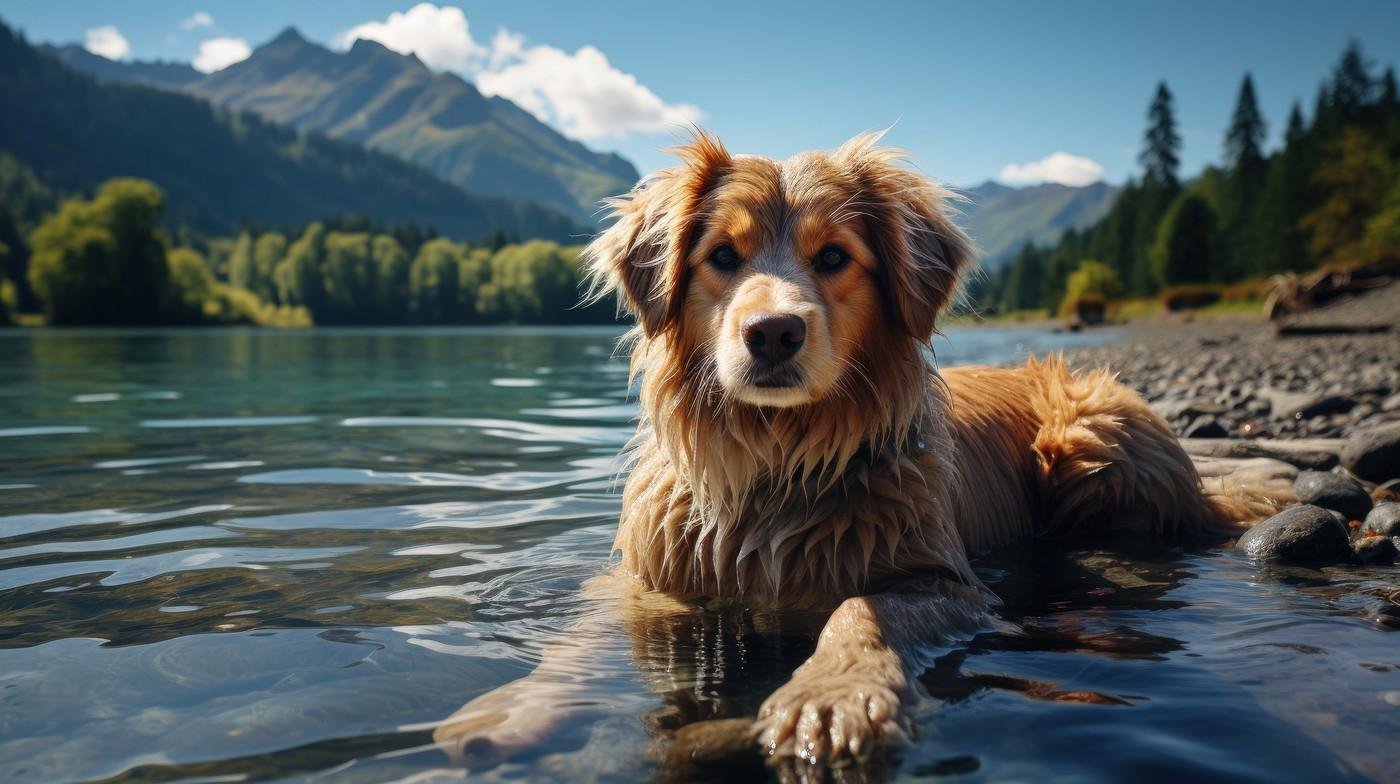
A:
755;665;913;767
433;677;579;769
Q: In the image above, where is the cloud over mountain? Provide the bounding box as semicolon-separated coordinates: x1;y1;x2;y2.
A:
333;3;700;141
999;151;1104;187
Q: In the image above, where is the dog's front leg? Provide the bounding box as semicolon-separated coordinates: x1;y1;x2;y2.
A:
756;579;993;766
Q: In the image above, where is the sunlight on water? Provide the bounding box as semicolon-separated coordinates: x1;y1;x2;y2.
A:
0;326;1396;783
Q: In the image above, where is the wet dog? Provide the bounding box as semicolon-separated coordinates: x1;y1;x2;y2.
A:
434;132;1281;776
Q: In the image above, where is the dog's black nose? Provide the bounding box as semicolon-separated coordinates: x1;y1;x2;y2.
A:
742;313;806;364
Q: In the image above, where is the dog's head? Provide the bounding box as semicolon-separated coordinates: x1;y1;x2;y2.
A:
587;131;973;409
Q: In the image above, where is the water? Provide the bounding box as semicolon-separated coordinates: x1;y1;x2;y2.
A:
0;326;1396;783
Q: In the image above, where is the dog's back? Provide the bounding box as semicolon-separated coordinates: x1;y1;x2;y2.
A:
944;357;1286;554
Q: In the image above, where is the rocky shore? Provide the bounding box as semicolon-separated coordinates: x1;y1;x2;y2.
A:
1059;280;1400;571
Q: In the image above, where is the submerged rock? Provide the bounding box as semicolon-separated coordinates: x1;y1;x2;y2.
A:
1354;535;1398;565
1236;505;1354;565
1342;422;1400;483
1362;502;1400;537
1292;471;1373;521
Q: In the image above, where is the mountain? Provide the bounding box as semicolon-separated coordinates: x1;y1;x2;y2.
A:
43;43;201;89
55;28;640;223
959;180;1117;268
0;23;581;242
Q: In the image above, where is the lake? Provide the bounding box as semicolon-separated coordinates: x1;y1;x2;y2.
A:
0;326;1396;783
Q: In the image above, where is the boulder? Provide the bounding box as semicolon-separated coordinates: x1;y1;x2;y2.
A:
1236;505;1354;564
1361;502;1400;537
1342;422;1400;482
1354;535;1398;565
1292;470;1373;521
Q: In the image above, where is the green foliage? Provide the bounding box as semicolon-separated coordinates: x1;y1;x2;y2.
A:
976;41;1400;314
1301;126;1391;264
1000;243;1047;312
1061;260;1121;314
28;179;172;324
1151;194;1220;287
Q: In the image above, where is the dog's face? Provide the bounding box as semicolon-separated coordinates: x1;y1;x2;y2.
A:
589;133;973;409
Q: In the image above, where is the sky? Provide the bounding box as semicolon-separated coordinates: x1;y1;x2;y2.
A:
3;1;1398;188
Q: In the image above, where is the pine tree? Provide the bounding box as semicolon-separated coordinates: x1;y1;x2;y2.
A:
1325;41;1374;122
1257;102;1314;273
1141;82;1182;190
1223;73;1269;276
1150;194;1220;287
1380;67;1398;111
1225;74;1267;173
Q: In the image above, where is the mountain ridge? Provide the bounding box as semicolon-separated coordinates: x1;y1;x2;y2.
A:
50;28;640;223
2;22;581;243
959;179;1117;268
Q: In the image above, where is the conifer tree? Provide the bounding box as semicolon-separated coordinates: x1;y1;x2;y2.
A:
1141;82;1182;190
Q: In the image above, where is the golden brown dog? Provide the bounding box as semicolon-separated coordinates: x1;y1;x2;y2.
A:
433;132;1280;775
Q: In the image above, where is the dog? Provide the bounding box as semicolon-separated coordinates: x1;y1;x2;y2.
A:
432;132;1282;776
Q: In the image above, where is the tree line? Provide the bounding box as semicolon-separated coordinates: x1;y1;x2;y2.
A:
975;42;1400;315
1;175;613;327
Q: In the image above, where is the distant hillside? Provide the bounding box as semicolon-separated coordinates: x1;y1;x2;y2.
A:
44;43;201;89
0;23;581;242
54;28;640;223
960;180;1116;268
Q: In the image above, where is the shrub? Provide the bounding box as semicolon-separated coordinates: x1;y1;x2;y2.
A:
1161;283;1222;311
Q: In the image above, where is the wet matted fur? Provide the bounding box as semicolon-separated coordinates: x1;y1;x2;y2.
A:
434;132;1284;774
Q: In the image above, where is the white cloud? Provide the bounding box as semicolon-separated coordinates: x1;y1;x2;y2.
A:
998;152;1104;187
84;25;129;61
477;42;701;140
181;12;213;31
333;4;700;141
193;37;251;73
333;3;486;73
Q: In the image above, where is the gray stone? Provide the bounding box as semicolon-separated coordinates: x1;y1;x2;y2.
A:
1361;502;1400;537
1354;535;1398;565
1236;505;1354;564
1292;470;1373;521
1342;422;1400;483
1260;389;1356;420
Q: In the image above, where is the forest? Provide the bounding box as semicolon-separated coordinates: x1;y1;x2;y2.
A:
972;42;1400;317
0;173;610;327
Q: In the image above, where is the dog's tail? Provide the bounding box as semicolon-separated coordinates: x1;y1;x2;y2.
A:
1197;470;1296;531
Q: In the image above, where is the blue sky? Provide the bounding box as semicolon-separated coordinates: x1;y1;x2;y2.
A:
3;1;1398;187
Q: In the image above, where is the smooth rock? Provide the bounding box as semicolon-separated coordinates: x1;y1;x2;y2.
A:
1362;502;1400;537
1342;422;1400;482
1236;505;1354;564
1260;389;1356;420
1292;470;1373;520
1354;535;1398;565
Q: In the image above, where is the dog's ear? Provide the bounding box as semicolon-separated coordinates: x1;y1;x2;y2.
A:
585;132;732;336
836;134;975;341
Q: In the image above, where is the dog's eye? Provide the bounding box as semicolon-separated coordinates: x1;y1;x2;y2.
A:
815;245;850;273
708;245;740;272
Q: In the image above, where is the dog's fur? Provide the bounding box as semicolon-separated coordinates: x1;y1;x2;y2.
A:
434;132;1283;773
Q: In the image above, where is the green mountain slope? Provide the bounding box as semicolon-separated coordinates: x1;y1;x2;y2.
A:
44;43;201;89
57;28;640;223
0;23;581;242
961;180;1117;268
